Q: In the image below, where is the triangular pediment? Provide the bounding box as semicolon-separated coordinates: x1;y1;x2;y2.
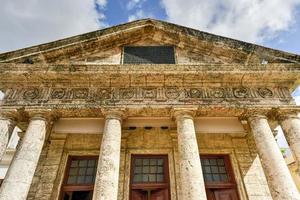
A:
0;19;299;64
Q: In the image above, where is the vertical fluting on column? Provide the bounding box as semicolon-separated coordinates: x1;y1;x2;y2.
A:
174;110;207;200
248;114;300;200
0;115;47;200
93;111;123;200
0;117;16;160
279;114;300;168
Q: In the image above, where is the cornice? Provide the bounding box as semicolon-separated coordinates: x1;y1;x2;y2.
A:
1;105;299;119
0;19;299;64
0;64;299;90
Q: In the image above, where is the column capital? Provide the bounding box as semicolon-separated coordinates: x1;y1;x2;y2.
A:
0;108;18;123
101;108;126;121
26;109;60;123
171;107;197;121
239;109;269;122
269;108;299;122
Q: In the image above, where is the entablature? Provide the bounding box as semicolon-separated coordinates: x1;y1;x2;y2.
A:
0;85;295;107
0;63;299;88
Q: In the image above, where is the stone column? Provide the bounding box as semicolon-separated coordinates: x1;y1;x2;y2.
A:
93;111;123;200
279;114;300;167
174;110;207;200
0;115;47;200
0;117;16;160
248;114;300;200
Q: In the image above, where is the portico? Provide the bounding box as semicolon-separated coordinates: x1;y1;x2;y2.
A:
0;19;300;200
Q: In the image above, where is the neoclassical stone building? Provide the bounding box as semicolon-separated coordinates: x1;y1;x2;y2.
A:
0;19;300;200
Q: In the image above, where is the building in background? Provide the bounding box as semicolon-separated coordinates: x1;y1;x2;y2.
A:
0;19;300;200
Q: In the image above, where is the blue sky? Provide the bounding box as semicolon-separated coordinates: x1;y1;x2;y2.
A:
0;0;300;102
0;0;300;54
101;0;300;54
0;0;300;152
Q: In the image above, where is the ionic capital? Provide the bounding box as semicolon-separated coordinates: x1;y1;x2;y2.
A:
171;107;197;121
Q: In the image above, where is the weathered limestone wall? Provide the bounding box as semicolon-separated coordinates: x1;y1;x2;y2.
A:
26;133;67;200
198;133;272;200
121;127;175;200
27;133;101;200
27;128;272;200
73;37;237;64
288;161;300;191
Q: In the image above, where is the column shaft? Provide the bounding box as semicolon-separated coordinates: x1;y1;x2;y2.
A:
280;115;300;166
93;116;122;200
176;113;207;200
249;115;300;200
0;118;15;160
0;117;47;200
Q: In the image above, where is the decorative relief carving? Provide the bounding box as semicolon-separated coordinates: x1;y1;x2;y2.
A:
233;87;249;98
119;88;134;99
143;88;157;99
23;88;39;100
97;88;111;99
5;86;292;105
257;88;273;98
189;88;203;98
210;88;225;98
165;87;180;99
72;88;89;99
50;88;66;99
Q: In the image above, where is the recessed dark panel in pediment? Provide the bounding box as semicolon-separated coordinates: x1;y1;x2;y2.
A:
123;46;175;64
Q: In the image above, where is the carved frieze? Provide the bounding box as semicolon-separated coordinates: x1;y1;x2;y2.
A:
3;86;292;106
257;88;273;98
165;88;180;99
233;87;250;98
50;88;66;99
210;88;225;98
72;88;89;99
23;88;39;100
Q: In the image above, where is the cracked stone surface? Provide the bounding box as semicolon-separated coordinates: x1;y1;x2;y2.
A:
249;115;300;200
93;116;122;200
0;118;15;160
0;118;46;200
175;112;207;200
280;116;300;171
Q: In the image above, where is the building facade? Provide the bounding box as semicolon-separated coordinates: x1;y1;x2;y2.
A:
0;19;300;200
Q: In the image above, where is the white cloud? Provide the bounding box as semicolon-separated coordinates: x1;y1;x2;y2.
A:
0;0;107;53
96;0;107;7
161;0;300;43
127;0;145;10
128;10;152;22
292;86;300;105
0;91;4;100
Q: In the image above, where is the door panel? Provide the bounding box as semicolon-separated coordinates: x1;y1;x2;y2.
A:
214;189;239;200
206;189;215;200
151;189;169;200
131;190;147;200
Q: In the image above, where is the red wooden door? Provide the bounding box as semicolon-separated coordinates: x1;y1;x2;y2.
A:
214;189;239;200
151;189;169;200
131;190;147;200
206;189;216;200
